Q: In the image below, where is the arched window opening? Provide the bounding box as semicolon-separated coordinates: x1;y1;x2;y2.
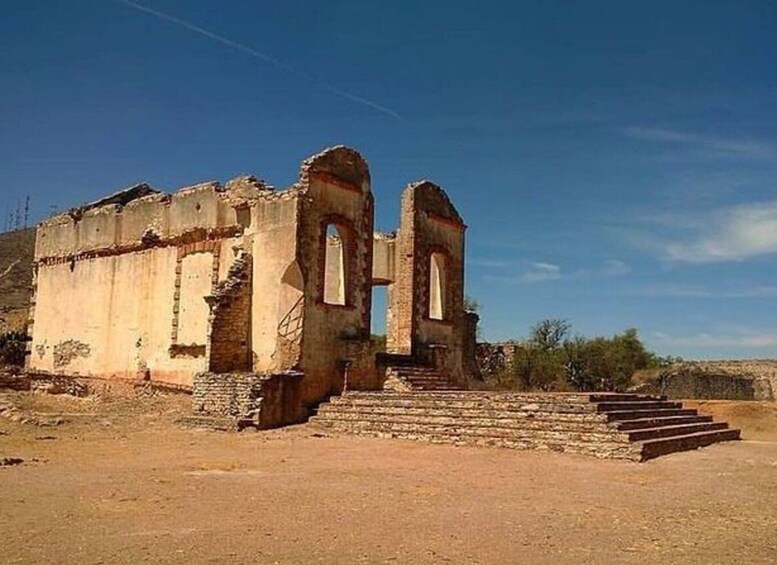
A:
323;224;347;305
429;252;446;320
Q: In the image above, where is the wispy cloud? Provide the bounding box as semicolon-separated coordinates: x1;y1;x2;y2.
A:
600;259;631;277
652;330;777;349
483;259;630;285
624;126;777;161
522;262;562;283
657;200;777;263
468;258;515;268
626;284;777;298
115;0;400;119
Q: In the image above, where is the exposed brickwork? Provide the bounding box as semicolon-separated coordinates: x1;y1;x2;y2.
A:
206;252;252;373
389;181;467;384
192;371;304;428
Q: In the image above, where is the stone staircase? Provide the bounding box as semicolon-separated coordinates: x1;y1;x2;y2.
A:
310;391;740;461
378;353;465;392
383;366;465;392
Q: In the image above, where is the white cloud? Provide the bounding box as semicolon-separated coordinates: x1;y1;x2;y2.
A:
629;200;777;263
624;126;777;161
665;201;777;263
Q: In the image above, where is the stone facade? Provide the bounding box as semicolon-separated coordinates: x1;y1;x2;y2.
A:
27;146;470;426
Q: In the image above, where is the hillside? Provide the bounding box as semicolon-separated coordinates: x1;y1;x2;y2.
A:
0;228;35;333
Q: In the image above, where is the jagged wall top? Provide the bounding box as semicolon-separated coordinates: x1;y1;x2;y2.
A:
404;180;464;225
298;145;371;194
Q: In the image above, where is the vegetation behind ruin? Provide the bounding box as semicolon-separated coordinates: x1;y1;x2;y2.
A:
482;319;680;393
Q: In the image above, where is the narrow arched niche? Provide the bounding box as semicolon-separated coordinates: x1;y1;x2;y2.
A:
429;252;446;321
323;224;347;306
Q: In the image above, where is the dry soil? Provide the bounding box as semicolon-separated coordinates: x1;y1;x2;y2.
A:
1;390;776;564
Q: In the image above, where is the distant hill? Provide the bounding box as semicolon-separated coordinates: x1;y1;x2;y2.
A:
0;228;35;333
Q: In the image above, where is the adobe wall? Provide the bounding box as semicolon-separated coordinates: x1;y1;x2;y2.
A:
295;147;377;405
27;145;472;414
29;182;258;387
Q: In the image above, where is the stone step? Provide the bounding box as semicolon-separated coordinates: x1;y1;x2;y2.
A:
625;421;729;442
310;417;626;444
392;367;439;374
315;403;608;423
604;408;699;421
328;397;597;414
343;391;597;403
589;393;667;402
311;392;739;461
596;401;683;412
312;411;612;432
614;414;713;430
311;419;639;460
639;428;741;461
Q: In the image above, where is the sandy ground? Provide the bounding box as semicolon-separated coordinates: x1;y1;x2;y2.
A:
1;390;776;564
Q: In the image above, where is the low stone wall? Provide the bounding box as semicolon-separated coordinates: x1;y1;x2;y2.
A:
475;342;522;379
656;371;757;401
640;361;777;401
192;371;305;428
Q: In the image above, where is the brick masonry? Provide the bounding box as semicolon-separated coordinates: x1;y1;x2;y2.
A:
192;371;305;428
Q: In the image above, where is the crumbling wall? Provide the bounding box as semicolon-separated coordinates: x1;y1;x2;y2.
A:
476;342;522;379
389;181;467;384
643;361;777;401
207;251;252;373
192;371;304;428
296;146;376;404
29;181;260;387
655;370;757;400
248;191;301;373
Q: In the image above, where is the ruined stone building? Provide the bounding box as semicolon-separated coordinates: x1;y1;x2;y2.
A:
19;145;743;459
27;146;473;426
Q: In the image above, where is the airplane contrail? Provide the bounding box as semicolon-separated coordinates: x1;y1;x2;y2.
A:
115;0;401;119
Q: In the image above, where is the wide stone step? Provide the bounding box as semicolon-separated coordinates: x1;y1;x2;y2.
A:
393;368;439;375
312;411;612;432
312;420;639;459
614;414;713;430
604;408;698;421
626;421;729;442
589;393;667;402
346;391;596;401
639;428;741;461
316;403;608;423
311;418;626;444
329;397;597;414
596;401;682;412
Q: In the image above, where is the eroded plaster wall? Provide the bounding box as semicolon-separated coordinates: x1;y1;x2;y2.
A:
296;148;376;405
29;183;251;387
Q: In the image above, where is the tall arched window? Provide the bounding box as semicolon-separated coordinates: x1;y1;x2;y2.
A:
429;252;446;320
323;224;347;305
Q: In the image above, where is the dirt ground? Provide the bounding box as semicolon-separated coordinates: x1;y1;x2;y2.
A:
1;390;776;564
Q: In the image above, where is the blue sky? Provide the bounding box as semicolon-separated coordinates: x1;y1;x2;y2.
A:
2;0;776;359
